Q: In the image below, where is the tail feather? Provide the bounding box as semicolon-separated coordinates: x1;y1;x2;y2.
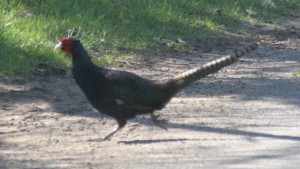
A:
169;43;258;89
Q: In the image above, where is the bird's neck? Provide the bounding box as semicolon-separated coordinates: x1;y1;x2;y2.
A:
71;45;92;66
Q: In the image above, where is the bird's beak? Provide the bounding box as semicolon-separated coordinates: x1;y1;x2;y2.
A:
54;42;63;51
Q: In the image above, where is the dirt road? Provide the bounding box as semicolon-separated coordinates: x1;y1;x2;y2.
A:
1;17;300;169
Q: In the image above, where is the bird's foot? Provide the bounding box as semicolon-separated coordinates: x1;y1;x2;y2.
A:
86;125;124;142
102;130;118;141
151;114;168;130
86;138;106;142
86;133;117;142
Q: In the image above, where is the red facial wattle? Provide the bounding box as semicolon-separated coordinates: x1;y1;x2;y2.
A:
61;37;72;54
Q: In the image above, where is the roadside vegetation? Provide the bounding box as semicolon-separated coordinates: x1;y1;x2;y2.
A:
0;0;299;76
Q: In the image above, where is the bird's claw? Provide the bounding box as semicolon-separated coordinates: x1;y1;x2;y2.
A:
86;127;121;142
86;135;113;142
151;114;168;130
86;138;106;142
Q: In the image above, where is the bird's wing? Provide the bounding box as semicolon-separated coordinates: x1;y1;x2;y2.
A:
104;70;159;110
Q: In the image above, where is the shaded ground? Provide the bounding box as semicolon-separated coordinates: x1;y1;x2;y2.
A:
1;15;300;169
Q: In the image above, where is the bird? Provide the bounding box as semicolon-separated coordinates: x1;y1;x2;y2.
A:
55;37;257;140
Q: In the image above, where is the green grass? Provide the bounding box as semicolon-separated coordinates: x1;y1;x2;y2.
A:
0;0;299;76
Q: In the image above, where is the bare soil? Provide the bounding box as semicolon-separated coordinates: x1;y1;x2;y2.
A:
1;16;300;169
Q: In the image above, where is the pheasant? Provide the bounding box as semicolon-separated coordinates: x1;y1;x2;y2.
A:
55;37;257;140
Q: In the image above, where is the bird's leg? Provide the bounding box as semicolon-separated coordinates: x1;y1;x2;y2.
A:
87;119;126;142
102;119;127;141
150;113;168;130
102;125;123;141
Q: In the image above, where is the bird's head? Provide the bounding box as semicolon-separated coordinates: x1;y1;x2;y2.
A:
55;37;81;56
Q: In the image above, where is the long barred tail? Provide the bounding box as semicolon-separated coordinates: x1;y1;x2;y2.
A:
169;43;258;89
